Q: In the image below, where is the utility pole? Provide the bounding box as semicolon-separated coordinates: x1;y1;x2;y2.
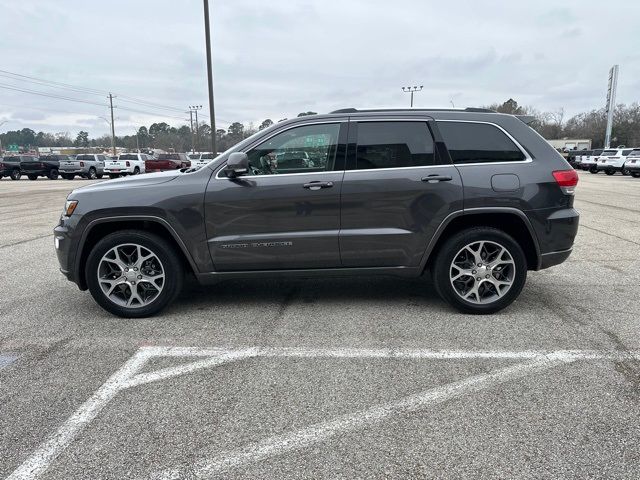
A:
108;93;117;155
190;105;202;151
401;85;423;107
134;128;140;153
188;109;195;153
203;0;217;154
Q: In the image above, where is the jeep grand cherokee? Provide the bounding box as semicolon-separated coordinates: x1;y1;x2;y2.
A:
54;108;579;317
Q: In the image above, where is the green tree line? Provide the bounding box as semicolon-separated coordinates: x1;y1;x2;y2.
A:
2;103;639;152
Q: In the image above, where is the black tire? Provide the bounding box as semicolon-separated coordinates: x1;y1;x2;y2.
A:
631;172;640;178
87;167;97;179
109;174;120;179
10;169;21;180
28;174;38;181
432;227;527;314
48;169;59;180
589;166;598;174
85;230;184;318
605;169;615;176
133;166;140;175
621;167;630;176
61;173;74;180
96;174;103;179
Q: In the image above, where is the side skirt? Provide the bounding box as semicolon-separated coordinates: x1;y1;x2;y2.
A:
195;266;423;285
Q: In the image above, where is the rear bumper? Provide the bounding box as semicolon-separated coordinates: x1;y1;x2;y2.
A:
596;164;622;171
539;248;573;269
59;167;88;174
528;207;579;270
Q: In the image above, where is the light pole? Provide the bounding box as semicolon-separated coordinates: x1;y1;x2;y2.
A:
203;0;217;154
401;85;423;107
189;105;202;151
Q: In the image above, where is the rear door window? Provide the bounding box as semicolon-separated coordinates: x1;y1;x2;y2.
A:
438;121;526;164
355;122;435;170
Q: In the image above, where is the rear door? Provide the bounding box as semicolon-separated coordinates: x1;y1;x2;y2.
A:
339;118;463;267
205;120;347;271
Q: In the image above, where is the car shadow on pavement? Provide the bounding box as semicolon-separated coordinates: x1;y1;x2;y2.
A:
173;276;441;309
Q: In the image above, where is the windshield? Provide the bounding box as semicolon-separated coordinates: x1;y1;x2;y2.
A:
601;150;617;156
158;154;179;160
188;154;199;159
76;155;93;160
119;154;139;160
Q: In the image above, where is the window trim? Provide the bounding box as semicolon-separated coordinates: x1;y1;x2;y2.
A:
436;120;532;166
215;120;346;179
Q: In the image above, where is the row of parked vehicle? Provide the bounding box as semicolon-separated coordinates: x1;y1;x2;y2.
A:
569;147;640;177
0;152;216;180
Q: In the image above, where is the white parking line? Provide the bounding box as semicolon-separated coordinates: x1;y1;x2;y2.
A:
7;347;640;480
0;354;18;370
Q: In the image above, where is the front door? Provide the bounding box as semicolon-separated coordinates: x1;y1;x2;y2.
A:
204;121;347;271
340;119;463;268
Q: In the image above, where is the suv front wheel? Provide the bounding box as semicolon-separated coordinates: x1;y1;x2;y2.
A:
86;230;184;317
433;227;527;314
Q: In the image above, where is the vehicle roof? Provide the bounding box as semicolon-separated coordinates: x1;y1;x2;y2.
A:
274;108;533;129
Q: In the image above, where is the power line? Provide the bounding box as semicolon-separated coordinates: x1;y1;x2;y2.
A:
0;69;106;95
0;83;107;107
0;68;186;113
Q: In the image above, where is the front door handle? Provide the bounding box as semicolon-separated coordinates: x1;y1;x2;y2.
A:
303;181;334;190
421;174;452;183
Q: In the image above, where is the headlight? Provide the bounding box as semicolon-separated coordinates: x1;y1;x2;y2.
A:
64;200;78;216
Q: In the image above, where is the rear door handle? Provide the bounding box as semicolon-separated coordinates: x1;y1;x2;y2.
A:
303;181;334;190
421;174;452;183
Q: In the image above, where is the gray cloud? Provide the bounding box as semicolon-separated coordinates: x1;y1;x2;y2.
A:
0;0;638;137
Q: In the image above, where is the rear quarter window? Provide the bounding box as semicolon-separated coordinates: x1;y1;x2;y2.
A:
437;121;526;164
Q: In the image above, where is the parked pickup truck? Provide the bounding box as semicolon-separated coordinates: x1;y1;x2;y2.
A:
145;153;191;173
21;155;61;180
103;153;148;178
0;155;27;180
60;154;106;180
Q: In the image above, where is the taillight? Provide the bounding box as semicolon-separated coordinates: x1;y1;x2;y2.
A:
126;161;131;167
553;169;578;195
80;161;85;167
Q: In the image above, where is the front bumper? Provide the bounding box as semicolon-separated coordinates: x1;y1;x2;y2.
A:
54;222;74;282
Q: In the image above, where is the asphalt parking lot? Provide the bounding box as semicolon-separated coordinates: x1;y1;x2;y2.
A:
1;172;639;479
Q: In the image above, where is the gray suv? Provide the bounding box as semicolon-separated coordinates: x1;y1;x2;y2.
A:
54;108;579;317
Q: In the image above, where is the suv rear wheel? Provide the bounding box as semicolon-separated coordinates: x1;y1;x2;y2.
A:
432;227;527;314
10;169;21;180
86;230;184;318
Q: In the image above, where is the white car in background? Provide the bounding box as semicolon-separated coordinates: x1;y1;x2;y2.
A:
189;152;217;169
623;149;640;178
104;153;149;178
581;148;603;172
595;148;634;175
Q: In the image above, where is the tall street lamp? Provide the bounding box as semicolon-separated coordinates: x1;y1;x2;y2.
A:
401;86;423;107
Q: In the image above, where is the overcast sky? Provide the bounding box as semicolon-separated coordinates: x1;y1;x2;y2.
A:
1;0;639;137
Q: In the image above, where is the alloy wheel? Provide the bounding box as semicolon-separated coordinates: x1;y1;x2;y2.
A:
449;240;515;304
97;243;165;308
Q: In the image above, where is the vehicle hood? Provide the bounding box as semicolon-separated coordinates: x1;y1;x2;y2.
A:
73;170;180;193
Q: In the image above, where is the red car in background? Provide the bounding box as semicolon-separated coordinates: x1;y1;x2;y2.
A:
145;153;191;172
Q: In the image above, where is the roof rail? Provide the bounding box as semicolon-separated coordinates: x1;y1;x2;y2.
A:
329;107;496;114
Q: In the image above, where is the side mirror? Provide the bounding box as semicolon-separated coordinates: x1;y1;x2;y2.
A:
225;152;249;177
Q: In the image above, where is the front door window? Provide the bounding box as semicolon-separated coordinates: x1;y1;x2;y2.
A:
245;123;340;175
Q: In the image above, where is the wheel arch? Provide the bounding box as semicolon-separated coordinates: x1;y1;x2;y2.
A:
422;208;541;273
75;216;198;290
